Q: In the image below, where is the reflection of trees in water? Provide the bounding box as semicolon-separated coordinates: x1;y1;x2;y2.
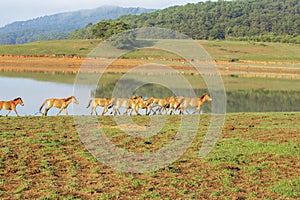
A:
92;80;300;112
227;89;300;112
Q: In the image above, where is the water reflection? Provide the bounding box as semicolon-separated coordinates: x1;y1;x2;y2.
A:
0;76;299;116
92;81;300;113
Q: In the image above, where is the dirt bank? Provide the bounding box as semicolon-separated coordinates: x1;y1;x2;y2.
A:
0;55;299;79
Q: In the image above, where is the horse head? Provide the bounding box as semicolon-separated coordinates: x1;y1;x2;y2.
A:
71;96;79;104
15;97;24;106
203;93;212;102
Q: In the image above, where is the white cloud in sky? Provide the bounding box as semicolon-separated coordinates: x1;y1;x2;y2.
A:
0;0;203;27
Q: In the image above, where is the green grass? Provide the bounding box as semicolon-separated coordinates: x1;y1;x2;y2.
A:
270;179;300;198
0;113;299;199
201;40;300;62
0;39;299;62
0;40;100;57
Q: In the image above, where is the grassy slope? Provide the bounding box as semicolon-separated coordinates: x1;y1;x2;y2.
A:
0;113;299;199
0;39;300;62
200;40;300;62
0;40;100;58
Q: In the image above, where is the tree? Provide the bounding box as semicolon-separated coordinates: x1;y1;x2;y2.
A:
92;20;130;40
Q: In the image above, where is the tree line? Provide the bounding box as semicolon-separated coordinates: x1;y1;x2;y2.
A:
69;0;300;44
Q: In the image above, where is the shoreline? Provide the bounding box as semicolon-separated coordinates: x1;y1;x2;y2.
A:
0;56;299;79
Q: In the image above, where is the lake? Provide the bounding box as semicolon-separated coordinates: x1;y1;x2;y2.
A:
0;75;299;116
0;76;95;116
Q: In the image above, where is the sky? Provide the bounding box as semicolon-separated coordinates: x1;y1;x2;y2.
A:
0;0;203;27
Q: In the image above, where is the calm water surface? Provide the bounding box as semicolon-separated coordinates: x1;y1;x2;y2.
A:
1;75;299;116
0;76;95;116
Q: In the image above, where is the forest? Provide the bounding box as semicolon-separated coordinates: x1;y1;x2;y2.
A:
70;0;300;43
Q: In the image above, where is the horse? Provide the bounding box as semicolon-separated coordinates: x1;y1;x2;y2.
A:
128;96;155;115
39;96;79;116
178;93;212;114
0;97;24;116
151;96;174;115
110;96;142;116
138;97;155;115
86;98;114;116
167;96;185;115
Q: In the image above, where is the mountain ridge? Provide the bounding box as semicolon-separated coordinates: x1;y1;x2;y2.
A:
0;6;156;44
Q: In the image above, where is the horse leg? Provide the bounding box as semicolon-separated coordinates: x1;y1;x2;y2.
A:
94;106;98;116
117;108;122;116
56;107;64;116
44;105;52;116
90;107;94;115
134;107;140;116
150;107;157;115
109;107;114;115
6;110;11;116
196;106;202;114
65;108;69;116
147;108;150;115
111;106;119;116
101;107;106;116
13;108;20;117
156;107;162;115
128;108;132;115
161;107;167;115
124;108;129;115
180;107;186;115
112;107;118;116
43;108;49;116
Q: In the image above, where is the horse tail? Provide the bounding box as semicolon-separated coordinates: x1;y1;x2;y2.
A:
39;99;48;113
86;99;93;108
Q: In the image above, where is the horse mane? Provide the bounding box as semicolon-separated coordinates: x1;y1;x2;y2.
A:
14;97;21;101
66;96;74;101
200;93;207;100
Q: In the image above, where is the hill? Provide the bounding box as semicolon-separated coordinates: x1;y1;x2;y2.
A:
0;6;155;44
73;0;300;43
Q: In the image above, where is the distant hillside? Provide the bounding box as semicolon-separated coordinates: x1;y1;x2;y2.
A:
0;6;155;44
74;0;300;43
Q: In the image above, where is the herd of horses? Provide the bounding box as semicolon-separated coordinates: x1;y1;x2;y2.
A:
0;94;212;116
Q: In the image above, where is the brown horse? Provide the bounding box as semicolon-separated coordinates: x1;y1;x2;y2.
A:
179;93;212;114
86;98;114;115
39;96;79;116
0;97;24;116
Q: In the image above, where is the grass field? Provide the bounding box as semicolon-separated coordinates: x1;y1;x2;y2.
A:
0;113;299;199
0;40;100;58
199;40;300;62
0;39;300;62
